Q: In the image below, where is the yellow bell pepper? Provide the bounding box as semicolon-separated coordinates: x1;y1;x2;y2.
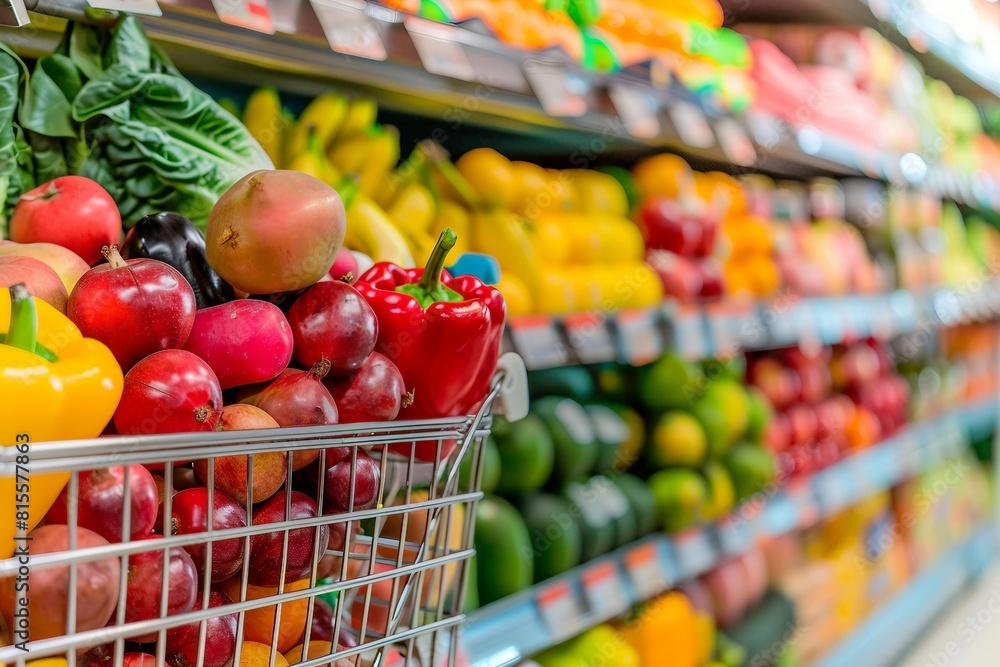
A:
1;285;123;559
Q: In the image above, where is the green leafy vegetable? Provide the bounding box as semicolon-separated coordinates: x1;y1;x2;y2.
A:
0;42;32;237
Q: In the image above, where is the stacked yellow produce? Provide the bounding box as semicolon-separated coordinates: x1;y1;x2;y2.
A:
242;88;417;269
419;146;663;316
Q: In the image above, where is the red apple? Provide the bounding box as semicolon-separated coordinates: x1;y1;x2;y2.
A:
762;412;792;453
324;352;409;423
696;259;725;298
124;537;198;642
638;198;704;256
168;488;247;581
9;176;121;265
645;250;702;300
165;591;237;667
786;403;819;447
114;350;222;435
248;491;330;586
797;363;832;404
68;246;197;371
329;247;359;283
0;241;90;292
46;465;159;543
288;281;378;376
0;255;68;312
701;557;749;628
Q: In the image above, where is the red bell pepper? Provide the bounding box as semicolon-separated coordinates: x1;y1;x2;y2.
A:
355;228;506;460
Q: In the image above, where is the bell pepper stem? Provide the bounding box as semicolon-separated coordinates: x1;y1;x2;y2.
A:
6;284;38;353
396;228;464;308
419;228;457;293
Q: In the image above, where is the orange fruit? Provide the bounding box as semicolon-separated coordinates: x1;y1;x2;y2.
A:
239;642;290;667
284;641;347;667
218;578;311;653
846;406;881;450
632;153;694;201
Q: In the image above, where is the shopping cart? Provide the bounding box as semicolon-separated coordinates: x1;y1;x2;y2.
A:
0;354;528;667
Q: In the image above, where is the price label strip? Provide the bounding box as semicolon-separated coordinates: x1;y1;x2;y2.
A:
311;0;388;61
581;561;630;620
87;0;162;15
670;303;708;361
537;581;588;643
615;309;663;366
563;312;616;364
714;513;756;557
508;316;569;369
667;101;715;149
786;476;818;528
608;83;661;139
523;60;588;118
704;303;738;359
714;117;757;167
405;17;476;81
211;0;274;33
623;541;668;601
672;527;716;580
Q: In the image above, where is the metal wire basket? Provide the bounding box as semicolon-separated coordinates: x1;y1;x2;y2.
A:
0;357;528;667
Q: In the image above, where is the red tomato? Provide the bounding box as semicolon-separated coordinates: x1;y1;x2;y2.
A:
9;176;121;265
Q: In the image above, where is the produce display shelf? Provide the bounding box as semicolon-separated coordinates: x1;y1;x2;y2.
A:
1;0;997;205
505;282;1000;370
717;0;1000;102
813;522;998;667
460;399;997;667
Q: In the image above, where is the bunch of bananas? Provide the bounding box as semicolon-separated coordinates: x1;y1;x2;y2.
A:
242;88;433;269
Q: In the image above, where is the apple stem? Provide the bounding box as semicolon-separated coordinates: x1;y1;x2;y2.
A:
19;182;60;202
194;406;211;423
310;358;332;380
402;390;415;409
102;245;128;269
339;272;354;284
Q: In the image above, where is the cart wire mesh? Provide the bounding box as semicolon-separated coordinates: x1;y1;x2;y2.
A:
0;376;505;667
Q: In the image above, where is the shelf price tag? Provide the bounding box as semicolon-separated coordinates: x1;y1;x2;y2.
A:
667;101;715;149
714;117;757;167
87;0;162;15
786;477;818;528
714;513;755;556
704;302;738;359
563;312;616;365
311;0;387;61
624;541;667;600
211;0;274;33
523;60;588;118
581;561;629;620
616;309;663;367
671;303;708;361
537;581;587;642
508;316;569;370
672;527;716;579
405;17;476;82
609;83;661;140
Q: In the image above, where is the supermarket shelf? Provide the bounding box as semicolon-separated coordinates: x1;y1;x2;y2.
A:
460;399;996;667
719;0;1000;102
504;282;1000;370
2;2;998;202
814;522;998;667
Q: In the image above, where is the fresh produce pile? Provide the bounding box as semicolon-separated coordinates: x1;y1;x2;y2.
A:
742;24;1000;180
527;450;993;667
373;0;754;106
0;97;505;666
468;356;777;608
0;17;270;236
749;340;909;480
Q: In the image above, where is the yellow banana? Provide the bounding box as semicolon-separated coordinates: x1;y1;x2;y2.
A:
344;196;415;267
400;228;437;262
431;199;471;258
328;126;400;200
286;128;341;187
243;87;288;167
285;93;348;167
338;97;379;142
386;181;437;235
